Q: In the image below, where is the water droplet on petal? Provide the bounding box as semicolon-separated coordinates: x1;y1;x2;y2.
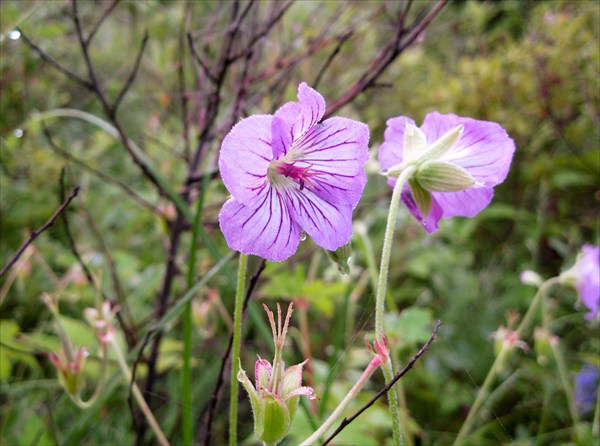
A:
300;232;307;242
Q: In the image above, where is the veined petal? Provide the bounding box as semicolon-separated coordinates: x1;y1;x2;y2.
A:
421;112;515;186
282;360;306;398
378;116;417;170
294;117;369;206
219;115;274;205
285;386;317;400
274;83;326;146
285;186;353;251
255;356;272;390
218;186;301;261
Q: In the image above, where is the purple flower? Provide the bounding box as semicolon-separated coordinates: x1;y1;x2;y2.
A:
219;83;369;261
560;245;600;319
378;112;515;233
574;364;599;416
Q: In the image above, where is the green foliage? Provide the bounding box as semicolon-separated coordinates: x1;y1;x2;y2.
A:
1;0;598;445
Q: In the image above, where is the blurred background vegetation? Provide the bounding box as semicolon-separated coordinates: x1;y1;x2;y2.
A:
0;1;598;445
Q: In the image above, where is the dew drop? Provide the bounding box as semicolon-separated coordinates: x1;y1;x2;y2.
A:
13;128;24;138
8;30;21;41
300;232;307;242
82;350;90;358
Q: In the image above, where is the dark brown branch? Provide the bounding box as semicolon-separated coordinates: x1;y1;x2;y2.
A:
312;30;353;89
187;32;218;84
18;30;93;90
42;125;158;214
0;187;79;279
113;32;149;114
322;320;443;446
85;0;121;45
324;0;449;117
199;259;267;446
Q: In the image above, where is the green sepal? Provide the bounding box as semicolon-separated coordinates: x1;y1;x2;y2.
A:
419;124;463;164
259;394;291;445
417;161;476;192
409;178;432;218
325;242;352;274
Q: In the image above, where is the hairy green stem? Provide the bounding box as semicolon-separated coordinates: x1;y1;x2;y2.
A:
229;253;248;446
374;166;416;446
453;277;560;445
375;166;416;342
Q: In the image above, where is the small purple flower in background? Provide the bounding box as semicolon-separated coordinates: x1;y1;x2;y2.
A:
574;364;599;416
560;244;600;320
219;83;369;261
378;112;515;232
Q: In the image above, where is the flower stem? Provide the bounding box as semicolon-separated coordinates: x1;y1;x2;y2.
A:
109;337;170;446
375;166;416;342
374;166;416;446
182;178;208;445
300;356;383;445
229;253;248;446
453;278;559;445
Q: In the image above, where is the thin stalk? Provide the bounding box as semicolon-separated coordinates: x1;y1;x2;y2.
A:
109;338;170;446
453;278;560;445
593;376;600;438
300;356;383;445
550;339;583;442
182;179;207;445
374;165;416;446
229;253;249;446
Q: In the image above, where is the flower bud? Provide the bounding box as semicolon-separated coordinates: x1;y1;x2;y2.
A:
491;326;528;373
325;242;352;275
533;327;559;366
238;304;316;445
49;348;88;396
520;270;543;287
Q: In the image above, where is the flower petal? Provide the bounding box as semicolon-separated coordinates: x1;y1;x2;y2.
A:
285;186;353;251
378;116;417;170
294;117;369;206
433;187;495;219
255;356;272;390
282;360;306;398
274;83;326;150
577;245;600;319
219;115;274;205
421;112;515;186
218;186;301;261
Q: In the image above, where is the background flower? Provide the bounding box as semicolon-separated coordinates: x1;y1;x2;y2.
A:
560;244;600;319
219;83;369;261
378;112;515;233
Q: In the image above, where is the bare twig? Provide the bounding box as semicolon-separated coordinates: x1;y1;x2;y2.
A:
0;187;79;279
18;30;93;90
312;30;353;89
42;125;158;214
85;0;121;45
113;31;149;114
322;320;443;446
324;0;449;117
199;259;267;446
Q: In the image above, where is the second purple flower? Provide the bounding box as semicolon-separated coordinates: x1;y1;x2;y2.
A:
219;83;369;261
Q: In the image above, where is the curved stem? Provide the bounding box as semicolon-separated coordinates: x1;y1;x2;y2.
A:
71;344;109;409
229;253;248;446
453;277;560;445
300;356;383;445
109;337;170;446
374;166;416;446
375;166;416;342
